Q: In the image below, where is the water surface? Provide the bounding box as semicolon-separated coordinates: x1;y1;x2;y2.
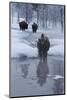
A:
10;55;64;97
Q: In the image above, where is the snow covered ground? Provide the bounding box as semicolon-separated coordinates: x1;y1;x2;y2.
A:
11;28;64;58
11;16;64;58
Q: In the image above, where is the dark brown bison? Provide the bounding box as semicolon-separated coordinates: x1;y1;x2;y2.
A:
37;34;50;60
32;23;38;33
19;21;28;31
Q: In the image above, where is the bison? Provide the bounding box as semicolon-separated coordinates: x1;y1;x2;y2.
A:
19;21;28;31
32;23;38;33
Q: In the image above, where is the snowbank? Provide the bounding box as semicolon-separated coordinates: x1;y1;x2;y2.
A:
50;39;64;46
48;44;64;56
11;42;38;58
11;42;64;58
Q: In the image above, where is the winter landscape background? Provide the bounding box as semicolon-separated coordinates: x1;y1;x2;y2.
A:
10;2;65;97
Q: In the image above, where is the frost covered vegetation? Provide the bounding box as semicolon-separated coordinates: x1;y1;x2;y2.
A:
10;3;64;58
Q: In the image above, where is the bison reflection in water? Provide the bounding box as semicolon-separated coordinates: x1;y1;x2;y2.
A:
20;64;29;78
37;58;49;86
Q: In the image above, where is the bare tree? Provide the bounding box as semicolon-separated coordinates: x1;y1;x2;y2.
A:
60;7;64;31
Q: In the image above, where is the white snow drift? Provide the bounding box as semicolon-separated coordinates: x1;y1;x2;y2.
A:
11;41;38;58
11;40;64;58
11;29;64;58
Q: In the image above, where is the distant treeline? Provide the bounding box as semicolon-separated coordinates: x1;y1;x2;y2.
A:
10;3;64;30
